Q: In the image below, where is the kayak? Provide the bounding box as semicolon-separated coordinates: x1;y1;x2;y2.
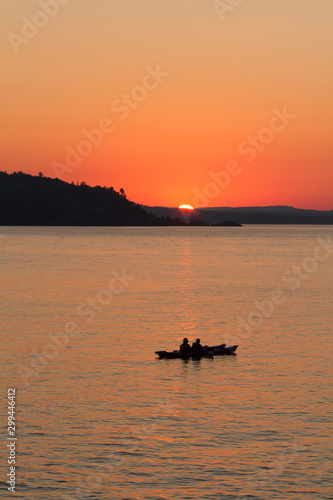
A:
155;344;238;359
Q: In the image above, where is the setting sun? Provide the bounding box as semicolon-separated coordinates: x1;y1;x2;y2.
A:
179;205;194;210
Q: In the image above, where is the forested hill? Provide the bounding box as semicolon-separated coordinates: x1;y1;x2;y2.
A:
0;171;176;226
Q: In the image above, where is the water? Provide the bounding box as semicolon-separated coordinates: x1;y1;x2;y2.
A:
1;226;332;500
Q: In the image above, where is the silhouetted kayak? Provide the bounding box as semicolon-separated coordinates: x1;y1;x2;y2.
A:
155;344;238;359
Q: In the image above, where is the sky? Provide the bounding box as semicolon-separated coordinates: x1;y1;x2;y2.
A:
1;0;332;209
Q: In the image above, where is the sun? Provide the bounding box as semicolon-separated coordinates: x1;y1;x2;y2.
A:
179;204;194;210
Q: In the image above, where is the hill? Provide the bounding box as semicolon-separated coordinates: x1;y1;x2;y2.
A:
0;171;185;226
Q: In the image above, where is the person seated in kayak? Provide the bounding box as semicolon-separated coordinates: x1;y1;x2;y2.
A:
191;338;204;355
179;337;191;354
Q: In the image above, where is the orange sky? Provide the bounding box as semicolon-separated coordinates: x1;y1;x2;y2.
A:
1;0;332;209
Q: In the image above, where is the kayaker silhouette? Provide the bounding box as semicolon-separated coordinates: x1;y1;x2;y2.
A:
179;337;191;354
191;338;203;355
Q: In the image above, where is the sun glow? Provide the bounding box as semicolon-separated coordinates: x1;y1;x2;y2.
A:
179;204;194;210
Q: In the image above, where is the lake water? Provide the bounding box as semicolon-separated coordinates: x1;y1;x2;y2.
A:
1;226;332;500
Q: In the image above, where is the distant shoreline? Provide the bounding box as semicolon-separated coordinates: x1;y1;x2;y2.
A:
144;205;333;225
1;172;332;226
